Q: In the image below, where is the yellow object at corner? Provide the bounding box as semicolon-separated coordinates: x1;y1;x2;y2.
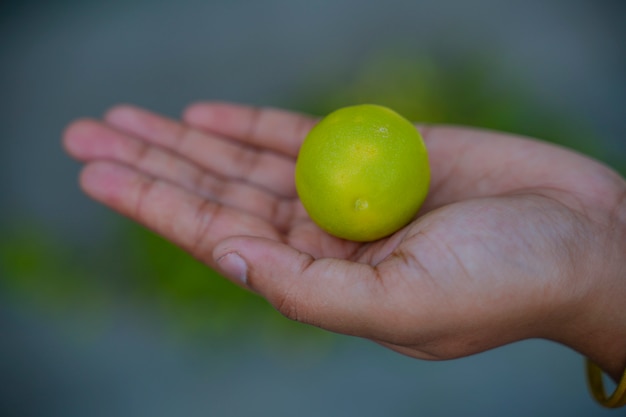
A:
586;358;626;408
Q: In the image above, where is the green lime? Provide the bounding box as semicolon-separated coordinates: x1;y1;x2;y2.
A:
295;104;430;241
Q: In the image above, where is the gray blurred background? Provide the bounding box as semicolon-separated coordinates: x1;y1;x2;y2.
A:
1;1;625;416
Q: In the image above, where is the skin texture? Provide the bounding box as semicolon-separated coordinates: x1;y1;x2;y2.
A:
63;102;626;381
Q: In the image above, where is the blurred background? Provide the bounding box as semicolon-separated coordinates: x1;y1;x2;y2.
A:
1;0;625;416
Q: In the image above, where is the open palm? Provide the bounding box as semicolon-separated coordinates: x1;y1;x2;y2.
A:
64;102;626;376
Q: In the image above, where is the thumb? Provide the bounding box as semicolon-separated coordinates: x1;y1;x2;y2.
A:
213;236;382;335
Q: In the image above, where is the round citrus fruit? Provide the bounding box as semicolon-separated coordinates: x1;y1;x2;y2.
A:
295;104;430;242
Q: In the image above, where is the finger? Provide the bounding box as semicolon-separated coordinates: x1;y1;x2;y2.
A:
64;118;203;181
104;105;297;197
183;101;318;158
64;119;298;231
213;236;397;338
79;161;280;263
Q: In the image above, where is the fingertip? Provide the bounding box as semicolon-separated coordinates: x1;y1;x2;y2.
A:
103;103;141;126
78;161;133;204
213;235;299;262
78;161;110;193
182;101;224;125
212;235;311;281
212;237;264;292
181;100;209;113
62;118;101;158
213;235;316;306
215;251;249;286
212;236;269;273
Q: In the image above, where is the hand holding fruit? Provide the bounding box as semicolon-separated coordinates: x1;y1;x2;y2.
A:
63;101;626;382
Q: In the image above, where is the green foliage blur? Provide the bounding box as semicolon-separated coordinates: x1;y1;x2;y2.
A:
2;52;623;346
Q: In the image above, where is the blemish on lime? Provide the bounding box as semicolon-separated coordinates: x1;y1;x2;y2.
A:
354;198;369;211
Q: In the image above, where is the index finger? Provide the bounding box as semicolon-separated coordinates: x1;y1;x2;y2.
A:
183;102;318;158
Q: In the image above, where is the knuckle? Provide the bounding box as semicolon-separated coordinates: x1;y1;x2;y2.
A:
273;278;307;324
189;200;222;259
133;176;156;220
273;254;315;323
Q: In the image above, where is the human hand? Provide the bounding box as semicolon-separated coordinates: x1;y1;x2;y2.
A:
63;102;626;380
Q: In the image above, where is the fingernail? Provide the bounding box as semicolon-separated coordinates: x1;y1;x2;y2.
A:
217;252;248;285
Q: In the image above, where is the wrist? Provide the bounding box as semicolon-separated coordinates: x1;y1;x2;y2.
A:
551;182;626;381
